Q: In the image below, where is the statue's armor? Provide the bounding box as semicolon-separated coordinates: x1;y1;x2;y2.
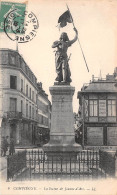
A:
52;31;78;83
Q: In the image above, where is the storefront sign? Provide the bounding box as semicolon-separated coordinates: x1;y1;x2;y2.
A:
99;100;106;116
107;127;117;145
87;127;103;145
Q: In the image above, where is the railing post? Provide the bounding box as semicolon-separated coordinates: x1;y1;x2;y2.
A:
81;151;82;162
115;150;117;177
90;150;91;169
79;155;81;179
7;156;9;182
43;153;44;179
41;151;43;162
29;158;31;180
38;149;39;162
96;150;98;179
60;156;62;178
83;157;85;180
66;158;67;176
52;156;53;179
31;150;33;165
70;157;71;179
87;150;89;173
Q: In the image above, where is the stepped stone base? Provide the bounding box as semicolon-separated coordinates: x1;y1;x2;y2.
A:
43;84;82;160
43;143;82;160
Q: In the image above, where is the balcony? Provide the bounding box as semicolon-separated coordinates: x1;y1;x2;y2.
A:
7;111;38;123
7;111;22;120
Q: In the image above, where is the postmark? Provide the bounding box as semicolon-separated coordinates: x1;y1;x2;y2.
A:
0;2;39;43
4;10;39;43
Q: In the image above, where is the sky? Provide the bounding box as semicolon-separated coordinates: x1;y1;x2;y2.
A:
0;0;117;112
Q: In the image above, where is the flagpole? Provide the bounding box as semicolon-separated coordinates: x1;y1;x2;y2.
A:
66;4;89;72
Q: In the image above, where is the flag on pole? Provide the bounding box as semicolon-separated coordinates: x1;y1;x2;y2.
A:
58;10;72;28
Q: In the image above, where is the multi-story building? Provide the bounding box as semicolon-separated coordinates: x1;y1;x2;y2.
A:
0;48;51;146
36;82;51;146
77;68;117;149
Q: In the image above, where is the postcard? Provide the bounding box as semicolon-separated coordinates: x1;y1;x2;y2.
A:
0;0;117;194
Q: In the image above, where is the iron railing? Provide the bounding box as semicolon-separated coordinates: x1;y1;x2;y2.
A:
26;150;100;180
7;111;22;119
7;149;115;181
99;150;117;177
7;151;26;181
7;149;109;181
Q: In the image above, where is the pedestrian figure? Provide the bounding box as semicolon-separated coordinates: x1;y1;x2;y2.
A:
5;136;9;154
1;137;7;156
9;138;15;155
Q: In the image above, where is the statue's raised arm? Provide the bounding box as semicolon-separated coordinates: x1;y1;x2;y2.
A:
68;27;78;47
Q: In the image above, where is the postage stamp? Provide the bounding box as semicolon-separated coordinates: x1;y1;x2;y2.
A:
0;2;39;43
0;2;26;33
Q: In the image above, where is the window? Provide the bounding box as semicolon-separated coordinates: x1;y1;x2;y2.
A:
108;100;116;116
25;65;28;74
10;98;17;112
89;100;98;116
32;107;34;119
32;91;34;101
29;105;31;118
21;79;23;92
21;100;23;114
39;114;43;124
36;93;38;104
26;85;28;96
84;100;88;117
43;117;45;125
10;76;17;89
26;103;28;117
30;88;31;99
10;55;15;65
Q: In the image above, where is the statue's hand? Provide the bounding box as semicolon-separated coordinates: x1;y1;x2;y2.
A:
73;27;78;35
52;41;61;48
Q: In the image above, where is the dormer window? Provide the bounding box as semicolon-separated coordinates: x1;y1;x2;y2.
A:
9;55;15;65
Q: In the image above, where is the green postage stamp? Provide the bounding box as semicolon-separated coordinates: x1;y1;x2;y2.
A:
0;1;26;33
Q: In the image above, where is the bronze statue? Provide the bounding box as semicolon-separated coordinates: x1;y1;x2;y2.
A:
52;28;78;83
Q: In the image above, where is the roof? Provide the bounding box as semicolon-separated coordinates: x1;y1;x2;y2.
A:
83;81;117;93
0;48;37;86
78;81;117;97
78;67;117;96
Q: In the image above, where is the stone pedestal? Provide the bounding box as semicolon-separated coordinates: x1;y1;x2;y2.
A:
43;84;82;159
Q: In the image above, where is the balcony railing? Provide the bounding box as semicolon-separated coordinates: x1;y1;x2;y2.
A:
7;111;22;119
7;112;38;122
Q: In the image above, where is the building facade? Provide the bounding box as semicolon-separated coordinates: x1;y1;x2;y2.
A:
77;68;117;149
0;49;51;146
36;82;51;146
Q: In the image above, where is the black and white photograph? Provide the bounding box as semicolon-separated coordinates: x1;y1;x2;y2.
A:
0;0;117;194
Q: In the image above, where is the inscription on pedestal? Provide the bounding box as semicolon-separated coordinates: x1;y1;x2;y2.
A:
51;86;74;136
43;85;82;155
